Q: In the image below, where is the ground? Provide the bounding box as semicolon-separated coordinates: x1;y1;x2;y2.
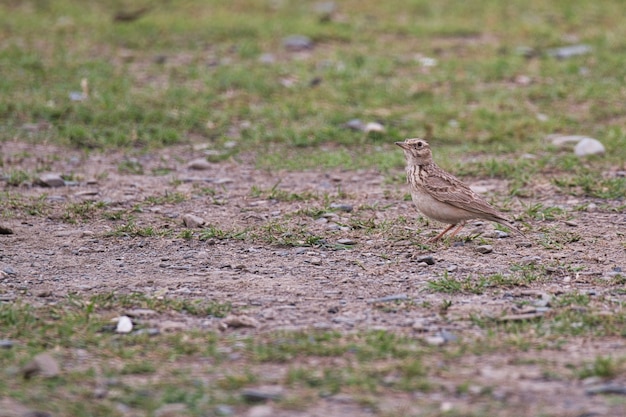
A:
1;140;626;416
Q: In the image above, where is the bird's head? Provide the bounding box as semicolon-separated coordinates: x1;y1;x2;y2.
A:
395;138;433;166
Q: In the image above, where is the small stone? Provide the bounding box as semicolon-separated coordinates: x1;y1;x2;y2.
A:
182;213;206;228
329;203;353;212
440;330;458;343
364;122;385;133
564;220;578;227
547;44;592;59
188;158;212;170
520;256;541;265
415;255;435;265
23;353;60;379
283;34;313;51
0;225;13;235
158;320;187;332
337;238;356;245
0;339;14;349
575;138;605;157
424;335;446;346
241;386;283;402
446;265;458;273
343;119;365;131
222;315;259;329
586;384;626;396
476;245;493;254
2;266;16;275
115;316;133;333
546;134;589;146
258;53;275;64
307;257;322;266
38;173;65;187
516;242;532;248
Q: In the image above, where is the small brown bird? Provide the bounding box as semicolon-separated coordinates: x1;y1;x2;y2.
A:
396;138;524;242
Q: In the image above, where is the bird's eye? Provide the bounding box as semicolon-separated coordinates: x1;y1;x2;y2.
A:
417;141;423;147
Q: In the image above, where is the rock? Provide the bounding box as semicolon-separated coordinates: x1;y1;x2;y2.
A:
222;315;259;329
283;34;313;51
575;138;605;157
154;403;187;417
22;352;60;379
547;44;592;59
364;122;385;133
343;119;365;131
446;265;458;273
307;257;322;266
0;339;14;349
258;53;275;64
424;335;446;346
586;384;626;395
38;173;65;187
337;238;356;246
115;316;133;333
0;225;13;234
546;134;589;146
476;245;493;254
440;329;458;343
182;213;206;228
188;158;212;170
241;386;284;402
3;266;16;275
247;405;274;417
414;255;435;265
329;203;353;212
158;320;187;332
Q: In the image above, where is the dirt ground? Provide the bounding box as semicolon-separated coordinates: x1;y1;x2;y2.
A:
2;140;626;416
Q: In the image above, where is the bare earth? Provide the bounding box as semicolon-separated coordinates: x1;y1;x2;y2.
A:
2;140;626;416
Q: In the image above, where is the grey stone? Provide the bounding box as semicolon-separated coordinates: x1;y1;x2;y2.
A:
367;294;408;303
215;404;235;416
586;384;626;395
337;238;356;245
547;44;592;59
222;315;260;329
154;403;187;417
415;255;435;265
241;386;284;402
476;245;493;254
188;158;212;170
283;35;313;51
343;119;365;131
38;173;65;187
329;203;353;212
2;266;16;275
575;138;605;157
182;213;206;228
247;405;274;417
0;339;14;349
23;352;60;379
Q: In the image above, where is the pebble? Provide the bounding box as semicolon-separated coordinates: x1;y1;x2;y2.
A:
2;266;16;275
446;265;458;273
575;138;605;157
38;173;65;187
307;257;322;265
0;339;14;349
547;44;592;59
564;220;578;227
415;255;435;265
22;352;60;379
440;330;458;343
154;403;188;417
344;119;365;131
329;203;353;212
258;53;275;64
182;213;206;228
476;245;493;254
520;256;541;265
188;158;212;170
115;316;133;334
424;335;446;346
547;134;589;146
159;321;187;332
337;238;356;245
0;225;13;235
241;386;284;402
222;314;260;329
586;384;626;396
364;122;385;133
282;34;313;51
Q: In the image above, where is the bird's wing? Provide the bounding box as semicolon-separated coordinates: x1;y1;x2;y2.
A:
423;170;509;221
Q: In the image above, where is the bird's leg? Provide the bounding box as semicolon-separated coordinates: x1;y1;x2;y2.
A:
448;222;466;239
428;223;457;243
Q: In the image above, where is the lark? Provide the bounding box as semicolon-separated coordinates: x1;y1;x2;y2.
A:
395;138;524;242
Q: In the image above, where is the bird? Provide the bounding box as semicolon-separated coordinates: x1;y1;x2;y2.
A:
395;138;525;242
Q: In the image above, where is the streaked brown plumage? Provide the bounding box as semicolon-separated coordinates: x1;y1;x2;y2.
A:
395;138;524;242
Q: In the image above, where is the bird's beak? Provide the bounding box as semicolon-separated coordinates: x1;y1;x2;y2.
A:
395;141;408;149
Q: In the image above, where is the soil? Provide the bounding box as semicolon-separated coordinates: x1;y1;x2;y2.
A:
1;140;626;416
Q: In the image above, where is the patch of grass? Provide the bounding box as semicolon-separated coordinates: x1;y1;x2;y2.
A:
144;192;187;205
251;181;318;202
62;200;107;223
574;356;621;379
106;220;171;238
